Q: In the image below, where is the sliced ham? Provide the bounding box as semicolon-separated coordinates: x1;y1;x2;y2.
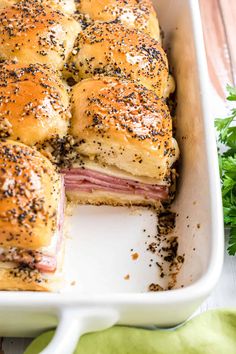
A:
63;168;169;200
0;251;56;272
34;254;57;273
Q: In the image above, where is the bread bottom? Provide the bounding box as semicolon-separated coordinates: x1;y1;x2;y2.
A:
66;190;163;210
0;264;63;291
0;266;54;291
0;238;65;292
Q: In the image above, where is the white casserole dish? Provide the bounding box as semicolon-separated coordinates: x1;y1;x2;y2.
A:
0;0;224;353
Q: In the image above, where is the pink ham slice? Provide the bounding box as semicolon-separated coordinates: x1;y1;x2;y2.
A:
34;254;57;273
0;252;56;272
63;168;169;200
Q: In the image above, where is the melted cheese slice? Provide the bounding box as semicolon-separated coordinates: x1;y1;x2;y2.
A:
72;158;171;186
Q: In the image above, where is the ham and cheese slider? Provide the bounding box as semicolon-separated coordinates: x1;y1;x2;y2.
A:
0;62;70;163
0;140;64;291
65;22;174;98
64;77;179;208
76;0;161;41
0;0;80;69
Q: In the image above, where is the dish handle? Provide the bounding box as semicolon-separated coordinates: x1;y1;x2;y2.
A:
39;307;119;354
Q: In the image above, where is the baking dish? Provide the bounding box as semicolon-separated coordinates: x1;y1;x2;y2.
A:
0;0;224;353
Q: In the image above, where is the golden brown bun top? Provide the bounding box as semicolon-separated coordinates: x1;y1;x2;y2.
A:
0;62;70;147
77;0;160;41
71;77;179;178
71;76;172;145
0;1;81;69
0;140;61;250
0;0;76;13
66;22;169;97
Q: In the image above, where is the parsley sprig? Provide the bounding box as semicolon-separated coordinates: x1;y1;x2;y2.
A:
215;85;236;255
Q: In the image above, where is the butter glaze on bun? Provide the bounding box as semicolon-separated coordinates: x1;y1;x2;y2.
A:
65;22;173;97
71;77;179;179
0;140;61;250
0;1;81;69
0;62;70;152
76;0;160;41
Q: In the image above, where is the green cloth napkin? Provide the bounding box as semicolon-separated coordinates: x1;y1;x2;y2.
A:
24;309;236;354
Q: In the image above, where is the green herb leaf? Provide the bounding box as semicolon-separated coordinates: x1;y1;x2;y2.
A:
226;85;236;101
216;85;236;255
227;227;236;255
215;117;235;143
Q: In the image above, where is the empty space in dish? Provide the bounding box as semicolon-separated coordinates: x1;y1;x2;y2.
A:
64;205;173;293
62;173;209;294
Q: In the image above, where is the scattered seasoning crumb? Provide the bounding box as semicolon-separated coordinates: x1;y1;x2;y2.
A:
131;252;139;260
147;242;157;253
148;283;164;292
177;255;184;263
146;210;185;291
124;274;130;280
197;223;201;229
158;211;176;235
130;248;134;252
71;281;76;286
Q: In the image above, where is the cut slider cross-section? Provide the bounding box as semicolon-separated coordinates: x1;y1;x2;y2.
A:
0;140;65;291
63;77;179;208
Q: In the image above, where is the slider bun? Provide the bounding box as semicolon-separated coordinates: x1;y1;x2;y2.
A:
77;0;160;41
65;22;173;97
0;140;61;250
0;62;70;148
0;0;76;14
0;266;58;291
0;1;81;69
71;77;179;179
67;190;162;209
